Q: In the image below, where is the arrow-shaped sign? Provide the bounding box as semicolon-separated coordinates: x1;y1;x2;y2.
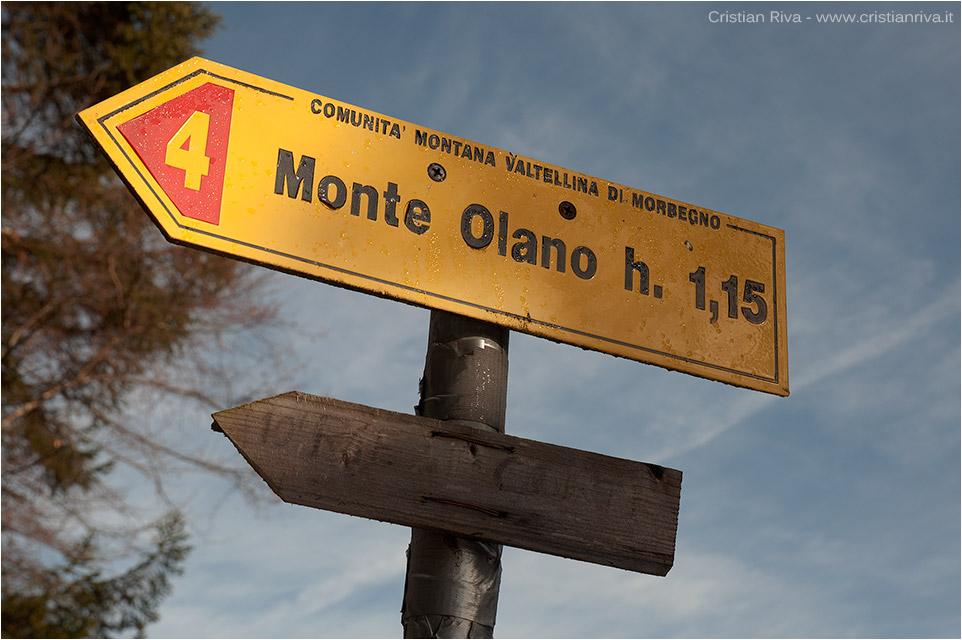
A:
212;392;682;576
78;57;788;395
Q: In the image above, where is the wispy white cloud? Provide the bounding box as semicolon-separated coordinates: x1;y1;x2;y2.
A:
151;505;410;638
497;543;853;638
793;282;958;391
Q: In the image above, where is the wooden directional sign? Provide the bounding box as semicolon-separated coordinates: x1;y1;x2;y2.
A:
212;392;682;576
78;57;788;395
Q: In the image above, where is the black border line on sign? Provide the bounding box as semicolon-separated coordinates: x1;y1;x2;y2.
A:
95;68;782;388
726;224;781;385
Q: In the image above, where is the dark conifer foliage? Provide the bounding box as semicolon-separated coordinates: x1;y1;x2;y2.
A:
2;4;278;636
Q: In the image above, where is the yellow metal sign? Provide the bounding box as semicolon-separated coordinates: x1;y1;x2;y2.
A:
78;58;788;395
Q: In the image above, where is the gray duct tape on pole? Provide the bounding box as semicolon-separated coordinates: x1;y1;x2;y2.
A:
402;310;509;639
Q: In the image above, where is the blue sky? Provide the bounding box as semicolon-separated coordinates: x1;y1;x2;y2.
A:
135;2;960;637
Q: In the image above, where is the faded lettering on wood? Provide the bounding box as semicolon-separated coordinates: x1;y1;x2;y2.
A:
212;391;682;576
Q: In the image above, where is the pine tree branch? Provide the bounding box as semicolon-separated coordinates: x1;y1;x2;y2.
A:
1;334;125;430
1;297;63;360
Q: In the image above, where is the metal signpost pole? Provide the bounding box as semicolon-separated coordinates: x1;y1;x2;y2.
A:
401;310;509;638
